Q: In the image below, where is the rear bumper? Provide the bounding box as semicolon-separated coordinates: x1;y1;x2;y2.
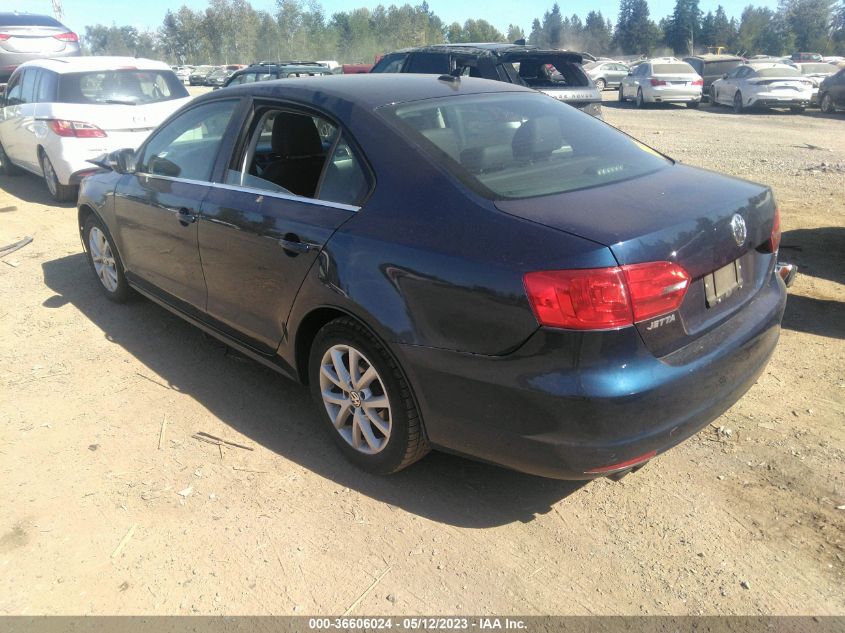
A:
748;93;811;108
643;86;702;103
396;272;786;479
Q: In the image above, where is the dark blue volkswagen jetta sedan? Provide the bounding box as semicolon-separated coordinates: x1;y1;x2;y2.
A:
77;74;786;480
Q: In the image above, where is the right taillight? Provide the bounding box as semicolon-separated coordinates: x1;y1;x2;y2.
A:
766;206;781;253
524;262;690;330
0;33;10;41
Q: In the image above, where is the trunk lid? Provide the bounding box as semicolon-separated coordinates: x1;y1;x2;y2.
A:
495;164;778;356
0;26;68;53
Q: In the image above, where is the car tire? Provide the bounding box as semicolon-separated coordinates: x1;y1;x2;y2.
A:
790;106;805;114
82;214;132;302
39;151;77;202
733;91;744;114
0;140;22;176
687;100;700;109
618;85;626;102
635;88;645;108
595;78;606;91
820;93;834;113
709;86;718;104
308;317;430;475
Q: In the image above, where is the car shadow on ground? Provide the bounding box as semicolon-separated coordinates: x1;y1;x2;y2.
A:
780;226;845;340
41;253;586;528
0;172;75;208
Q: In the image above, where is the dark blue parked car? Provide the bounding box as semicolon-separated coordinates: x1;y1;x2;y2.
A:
77;74;786;479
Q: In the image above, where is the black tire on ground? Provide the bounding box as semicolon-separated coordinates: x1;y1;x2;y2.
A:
0;140;21;176
82;213;132;302
820;93;835;114
733;91;744;114
39;150;77;202
635;88;645;108
687;100;700;109
618;85;626;102
308;317;430;475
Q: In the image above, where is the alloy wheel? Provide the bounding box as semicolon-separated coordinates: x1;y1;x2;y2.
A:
88;226;119;292
319;344;391;455
595;78;606;91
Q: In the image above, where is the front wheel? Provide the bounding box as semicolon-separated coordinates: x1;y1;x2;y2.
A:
618;85;626;102
82;214;132;302
709;86;718;104
820;93;835;113
40;151;77;202
309;318;430;474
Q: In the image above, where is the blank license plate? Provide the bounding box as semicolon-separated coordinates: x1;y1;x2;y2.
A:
704;259;742;307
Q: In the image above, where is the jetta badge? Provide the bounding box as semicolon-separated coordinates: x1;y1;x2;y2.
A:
730;214;747;246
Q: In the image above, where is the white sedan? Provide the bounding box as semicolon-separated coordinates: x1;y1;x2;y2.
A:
0;56;192;201
710;63;813;113
619;58;703;108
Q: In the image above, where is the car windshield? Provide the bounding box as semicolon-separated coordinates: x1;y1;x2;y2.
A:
512;58;589;88
381;92;669;200
799;63;836;74
755;67;801;77
57;69;189;105
652;63;696;74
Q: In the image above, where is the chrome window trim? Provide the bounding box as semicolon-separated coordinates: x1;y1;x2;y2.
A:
134;173;360;212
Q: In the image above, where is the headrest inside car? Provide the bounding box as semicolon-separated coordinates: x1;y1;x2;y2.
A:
460;144;513;173
512;117;564;160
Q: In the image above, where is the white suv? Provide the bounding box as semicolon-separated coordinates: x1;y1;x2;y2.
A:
619;58;703;108
0;56;191;201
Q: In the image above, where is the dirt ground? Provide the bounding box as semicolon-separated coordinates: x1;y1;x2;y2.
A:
0;94;843;616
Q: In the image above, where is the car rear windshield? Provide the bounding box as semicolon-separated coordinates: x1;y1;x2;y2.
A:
0;14;63;27
652;63;696;74
381;92;669;200
57;70;188;105
755;67;801;77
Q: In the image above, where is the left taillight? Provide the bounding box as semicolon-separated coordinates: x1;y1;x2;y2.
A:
650;78;666;86
0;33;10;41
692;78;703;86
47;119;107;138
53;31;78;42
766;206;781;253
523;261;690;330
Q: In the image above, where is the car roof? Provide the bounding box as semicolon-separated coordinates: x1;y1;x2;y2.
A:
199;73;533;111
386;43;583;62
684;54;743;62
17;56;172;74
745;62;796;70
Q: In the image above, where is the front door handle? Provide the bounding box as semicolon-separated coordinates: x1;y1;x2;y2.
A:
178;207;197;226
279;236;312;256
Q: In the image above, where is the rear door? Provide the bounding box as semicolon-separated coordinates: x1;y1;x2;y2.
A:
114;98;243;311
4;68;38;170
198;102;367;351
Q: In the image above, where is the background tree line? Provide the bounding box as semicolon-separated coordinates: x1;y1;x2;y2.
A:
81;0;845;64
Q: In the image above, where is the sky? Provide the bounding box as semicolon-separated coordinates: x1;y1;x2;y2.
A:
7;0;781;37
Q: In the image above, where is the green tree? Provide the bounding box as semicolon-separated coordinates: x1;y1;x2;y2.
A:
615;0;661;54
664;0;701;54
507;24;526;42
780;0;836;52
543;3;564;48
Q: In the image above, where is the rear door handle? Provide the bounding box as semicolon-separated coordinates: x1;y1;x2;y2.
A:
278;237;313;255
177;207;197;226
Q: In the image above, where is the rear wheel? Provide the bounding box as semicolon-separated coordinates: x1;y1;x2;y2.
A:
687;100;700;109
0;140;21;176
635;88;645;108
595;78;606;91
733;91;744;114
39;151;77;202
309;318;429;474
820;93;835;113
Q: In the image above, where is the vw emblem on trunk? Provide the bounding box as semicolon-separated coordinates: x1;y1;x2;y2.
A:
730;214;747;246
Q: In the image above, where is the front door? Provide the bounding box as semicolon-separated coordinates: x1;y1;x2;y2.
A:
199;105;369;351
113;98;241;311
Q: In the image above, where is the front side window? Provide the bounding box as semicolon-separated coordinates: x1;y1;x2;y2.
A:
405;53;450;74
138;99;238;182
19;69;38;105
382;92;669;200
57;69;189;105
4;72;24;106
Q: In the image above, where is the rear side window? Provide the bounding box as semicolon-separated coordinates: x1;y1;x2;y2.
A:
138;100;238;182
405;53;450;74
0;14;63;27
652;63;696;74
57;70;189;105
382;92;669;200
685;59;703;73
515;59;589;87
35;69;57;102
19;70;38;104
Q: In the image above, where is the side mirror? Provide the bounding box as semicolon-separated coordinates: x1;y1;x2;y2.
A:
88;148;136;174
722;73;728;79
